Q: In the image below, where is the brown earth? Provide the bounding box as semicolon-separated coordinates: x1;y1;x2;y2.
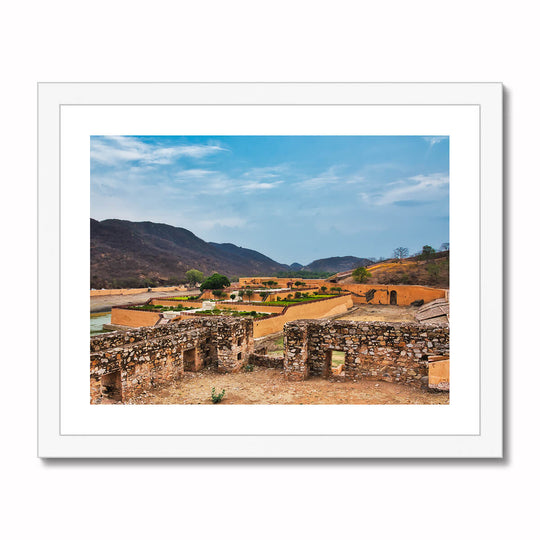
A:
336;304;420;323
335;252;449;288
124;366;449;405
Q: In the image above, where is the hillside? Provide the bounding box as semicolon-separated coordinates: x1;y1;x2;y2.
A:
303;256;373;273
90;219;290;288
334;252;449;288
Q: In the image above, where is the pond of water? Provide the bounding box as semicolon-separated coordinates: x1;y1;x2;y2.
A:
90;312;111;335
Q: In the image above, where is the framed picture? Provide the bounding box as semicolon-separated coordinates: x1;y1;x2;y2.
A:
38;82;502;458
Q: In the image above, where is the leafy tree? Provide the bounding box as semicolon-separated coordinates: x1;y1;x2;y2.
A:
185;269;204;286
393;247;409;261
244;289;254;301
352;266;372;283
200;273;230;291
440;242;450;252
420;245;436;260
320;286;327;293
230;294;236;300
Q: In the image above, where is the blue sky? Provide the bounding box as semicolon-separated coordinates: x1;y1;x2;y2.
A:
90;135;449;265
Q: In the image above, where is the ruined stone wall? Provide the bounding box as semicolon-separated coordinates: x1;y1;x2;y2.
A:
248;353;284;369
212;317;254;373
90;317;254;403
283;320;449;387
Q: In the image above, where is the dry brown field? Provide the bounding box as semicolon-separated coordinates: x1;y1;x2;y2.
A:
122;366;448;405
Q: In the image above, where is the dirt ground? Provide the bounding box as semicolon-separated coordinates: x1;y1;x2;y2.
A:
124;366;449;405
90;288;200;313
337;304;419;323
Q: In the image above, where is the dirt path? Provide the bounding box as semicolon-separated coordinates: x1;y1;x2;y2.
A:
90;288;200;313
125;366;449;405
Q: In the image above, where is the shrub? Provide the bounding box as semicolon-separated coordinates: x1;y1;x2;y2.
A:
294;291;302;299
211;387;226;404
352;266;372;283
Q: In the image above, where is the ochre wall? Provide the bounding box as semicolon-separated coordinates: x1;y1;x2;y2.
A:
238;277;446;306
334;283;446;305
110;307;161;327
252;294;353;337
112;295;353;336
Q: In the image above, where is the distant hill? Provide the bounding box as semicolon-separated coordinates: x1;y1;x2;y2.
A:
302;256;373;274
289;262;303;270
90;219;290;288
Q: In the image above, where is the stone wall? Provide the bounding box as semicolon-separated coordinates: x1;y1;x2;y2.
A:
283;320;449;387
90;317;253;403
248;353;284;369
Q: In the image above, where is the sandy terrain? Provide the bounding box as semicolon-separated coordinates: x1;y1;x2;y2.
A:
124;366;449;405
337;304;419;323
90;288;201;313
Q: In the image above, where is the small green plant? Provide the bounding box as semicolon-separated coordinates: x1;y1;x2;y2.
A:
211;387;226;404
243;364;254;372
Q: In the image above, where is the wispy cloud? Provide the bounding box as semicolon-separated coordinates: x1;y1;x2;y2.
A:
360;172;449;206
423;136;448;147
91;136;226;166
241;165;289;179
196;216;248;231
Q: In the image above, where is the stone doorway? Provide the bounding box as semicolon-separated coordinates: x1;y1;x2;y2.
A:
183;348;198;371
390;290;397;305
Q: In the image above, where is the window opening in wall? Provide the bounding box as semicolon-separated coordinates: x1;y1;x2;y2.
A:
326;349;346;377
390;290;398;305
101;371;122;401
237;352;242;361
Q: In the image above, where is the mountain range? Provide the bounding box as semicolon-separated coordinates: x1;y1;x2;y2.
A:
90;219;372;288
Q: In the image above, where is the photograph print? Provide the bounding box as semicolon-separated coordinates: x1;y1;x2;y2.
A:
90;135;450;405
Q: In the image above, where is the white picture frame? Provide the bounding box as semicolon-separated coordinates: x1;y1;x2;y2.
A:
38;82;502;458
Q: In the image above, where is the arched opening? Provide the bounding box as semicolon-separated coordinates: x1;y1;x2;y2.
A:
390;290;397;305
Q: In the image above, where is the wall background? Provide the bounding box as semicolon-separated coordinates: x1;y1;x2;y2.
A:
0;1;531;539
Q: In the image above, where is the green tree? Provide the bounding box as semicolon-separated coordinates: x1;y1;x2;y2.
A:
200;273;231;291
244;289;254;301
185;269;204;286
420;245;436;260
352;266;372;283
